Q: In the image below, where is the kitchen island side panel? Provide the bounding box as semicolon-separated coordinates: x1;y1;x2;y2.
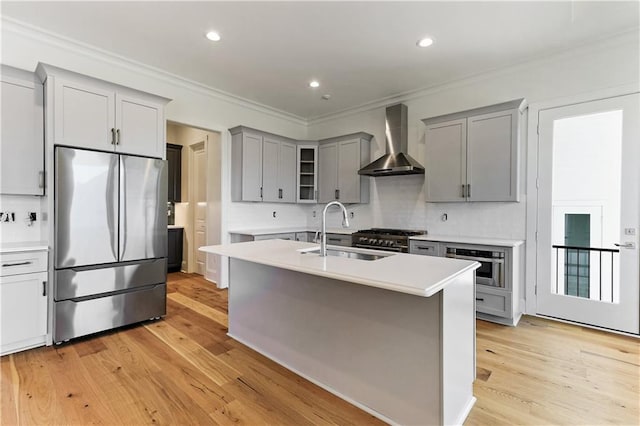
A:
227;258;443;425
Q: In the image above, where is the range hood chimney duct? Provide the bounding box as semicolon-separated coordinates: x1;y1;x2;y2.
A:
358;103;425;177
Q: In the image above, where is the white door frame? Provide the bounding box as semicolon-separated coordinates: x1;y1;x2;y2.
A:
524;84;640;322
189;140;207;275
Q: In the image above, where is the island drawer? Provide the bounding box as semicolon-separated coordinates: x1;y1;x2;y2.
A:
1;251;48;277
476;287;512;318
409;241;440;256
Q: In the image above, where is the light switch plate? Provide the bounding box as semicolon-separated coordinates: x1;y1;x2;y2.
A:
624;228;636;236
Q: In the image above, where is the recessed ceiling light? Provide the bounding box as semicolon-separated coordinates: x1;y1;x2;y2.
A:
417;37;434;48
309;80;320;88
322;94;331;100
206;31;221;42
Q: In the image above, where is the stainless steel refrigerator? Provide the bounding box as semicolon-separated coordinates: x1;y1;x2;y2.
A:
53;147;167;343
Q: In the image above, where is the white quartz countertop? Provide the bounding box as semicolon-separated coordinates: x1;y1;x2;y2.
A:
168;225;184;229
228;227;355;236
200;239;478;297
411;234;524;247
0;241;49;253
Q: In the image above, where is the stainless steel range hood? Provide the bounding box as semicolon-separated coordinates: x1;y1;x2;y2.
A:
358;103;425;177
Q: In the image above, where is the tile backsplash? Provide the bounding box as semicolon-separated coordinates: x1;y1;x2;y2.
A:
0;195;46;243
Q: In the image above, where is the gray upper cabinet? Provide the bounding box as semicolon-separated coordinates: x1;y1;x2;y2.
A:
422;99;525;202
262;136;296;203
36;63;169;159
0;65;44;196
318;133;372;204
230;126;297;203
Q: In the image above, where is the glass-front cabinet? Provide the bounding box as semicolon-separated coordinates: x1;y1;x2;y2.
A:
297;144;317;203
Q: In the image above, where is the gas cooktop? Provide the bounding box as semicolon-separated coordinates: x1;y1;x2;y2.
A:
356;228;427;237
351;228;427;252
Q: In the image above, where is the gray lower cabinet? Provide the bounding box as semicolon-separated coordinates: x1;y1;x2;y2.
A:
253;232;296;241
0;65;44;195
409;239;523;326
324;233;352;247
408;240;440;256
168;228;184;272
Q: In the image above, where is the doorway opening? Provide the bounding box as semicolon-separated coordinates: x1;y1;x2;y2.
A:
166;122;222;284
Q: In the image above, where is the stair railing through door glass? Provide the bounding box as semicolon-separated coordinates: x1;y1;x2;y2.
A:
551;245;619;302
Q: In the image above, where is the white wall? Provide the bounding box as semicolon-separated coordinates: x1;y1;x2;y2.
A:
1;20;310;247
307;32;640;239
0;195;46;243
2;21;638;252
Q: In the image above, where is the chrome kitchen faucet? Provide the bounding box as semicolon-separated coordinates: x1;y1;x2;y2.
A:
320;201;349;256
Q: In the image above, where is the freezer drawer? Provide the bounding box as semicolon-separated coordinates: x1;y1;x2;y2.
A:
55;258;166;301
54;283;166;343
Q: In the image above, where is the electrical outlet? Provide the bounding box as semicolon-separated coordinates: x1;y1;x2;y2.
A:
624;228;636;236
0;212;16;222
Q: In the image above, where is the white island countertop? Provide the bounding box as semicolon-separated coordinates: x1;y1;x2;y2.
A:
201;239;478;297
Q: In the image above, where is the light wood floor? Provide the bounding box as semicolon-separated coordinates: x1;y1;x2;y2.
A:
1;273;638;425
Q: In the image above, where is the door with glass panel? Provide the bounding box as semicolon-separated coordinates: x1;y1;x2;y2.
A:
537;93;639;334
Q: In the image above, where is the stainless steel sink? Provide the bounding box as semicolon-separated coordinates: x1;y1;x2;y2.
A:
300;247;394;261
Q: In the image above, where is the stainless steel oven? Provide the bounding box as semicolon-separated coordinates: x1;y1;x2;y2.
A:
445;247;505;288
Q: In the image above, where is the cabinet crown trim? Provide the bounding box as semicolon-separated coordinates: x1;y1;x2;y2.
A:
421;98;526;126
1;64;41;87
228;125;299;143
318;131;374;144
35;62;171;104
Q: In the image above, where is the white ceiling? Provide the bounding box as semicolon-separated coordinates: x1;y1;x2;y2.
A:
2;1;638;120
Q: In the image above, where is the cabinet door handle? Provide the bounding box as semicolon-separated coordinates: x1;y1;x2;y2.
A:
461;184;466;198
260;187;263;199
279;188;283;199
467;184;471;198
335;189;340;200
42;281;47;296
2;261;32;267
116;129;121;145
475;297;484;302
111;128;116;145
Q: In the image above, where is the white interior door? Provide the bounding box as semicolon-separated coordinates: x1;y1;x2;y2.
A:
537;93;639;334
193;142;207;276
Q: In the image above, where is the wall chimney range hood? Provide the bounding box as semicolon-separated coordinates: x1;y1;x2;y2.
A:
358;103;425;177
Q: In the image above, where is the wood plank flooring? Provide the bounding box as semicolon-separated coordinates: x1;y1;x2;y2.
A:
2;272;638;425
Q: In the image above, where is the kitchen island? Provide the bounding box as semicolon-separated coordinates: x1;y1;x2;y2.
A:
200;239;479;425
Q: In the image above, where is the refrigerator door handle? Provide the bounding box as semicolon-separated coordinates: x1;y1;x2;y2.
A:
107;155;119;260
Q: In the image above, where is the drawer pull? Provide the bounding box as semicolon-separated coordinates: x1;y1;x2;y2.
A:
42;281;47;296
328;238;341;242
416;246;432;250
2;261;32;267
476;297;485;301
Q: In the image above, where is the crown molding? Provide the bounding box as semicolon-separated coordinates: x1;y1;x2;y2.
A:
2;16;637;129
1;16;308;126
307;27;640;126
